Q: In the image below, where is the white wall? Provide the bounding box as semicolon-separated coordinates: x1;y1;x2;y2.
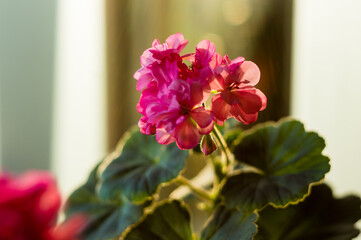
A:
0;1;56;172
52;0;106;196
292;0;361;198
0;79;2;171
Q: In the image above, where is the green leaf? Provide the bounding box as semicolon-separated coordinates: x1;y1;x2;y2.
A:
65;162;148;240
200;205;258;240
221;119;330;211
255;184;361;240
99;129;189;202
224;128;242;150
123;200;194;240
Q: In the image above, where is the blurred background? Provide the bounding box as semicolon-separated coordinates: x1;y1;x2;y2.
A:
0;0;361;221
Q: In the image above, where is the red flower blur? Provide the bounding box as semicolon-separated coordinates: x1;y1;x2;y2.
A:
0;171;84;240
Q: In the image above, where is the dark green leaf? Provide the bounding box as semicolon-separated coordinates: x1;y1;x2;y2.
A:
255;184;361;240
221;119;330;211
200;205;258;240
123;200;194;240
224;128;242;150
65;162;148;240
99;129;188;202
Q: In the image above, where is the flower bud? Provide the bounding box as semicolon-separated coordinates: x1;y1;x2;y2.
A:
200;134;217;155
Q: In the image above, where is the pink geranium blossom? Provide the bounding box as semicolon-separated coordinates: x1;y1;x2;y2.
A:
143;62;214;149
134;35;217;149
0;171;85;240
134;33;267;150
210;55;267;125
183;40;215;105
134;33;188;91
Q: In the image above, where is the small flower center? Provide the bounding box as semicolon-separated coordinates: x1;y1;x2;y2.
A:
228;82;238;90
180;106;190;116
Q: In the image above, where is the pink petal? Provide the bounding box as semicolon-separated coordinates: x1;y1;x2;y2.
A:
228;57;245;72
138;117;156;135
215;118;225;126
152;39;161;48
211;94;233;122
168;95;182;112
220;89;236;105
49;214;86;240
256;89;267;111
150;49;178;61
137;81;159;114
175;115;186;125
231;103;259;124
209;64;227;91
168;78;190;99
134;67;154;91
150;60;178;86
219;56;245;86
232;88;264;114
198;65;213;81
181;53;195;62
190;81;204;106
196;40;215;65
190;107;214;128
209;74;226;91
140;49;154;66
198;120;214;135
146;106;177;125
239;61;261;86
209;52;223;70
156;128;176;145
189;79;211;106
174;118;200;150
165;33;188;52
223;55;232;65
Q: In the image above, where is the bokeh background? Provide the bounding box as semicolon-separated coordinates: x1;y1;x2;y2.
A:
1;0;361;231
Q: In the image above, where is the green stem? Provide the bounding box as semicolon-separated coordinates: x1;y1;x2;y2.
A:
212;125;234;166
209;155;225;185
176;175;214;201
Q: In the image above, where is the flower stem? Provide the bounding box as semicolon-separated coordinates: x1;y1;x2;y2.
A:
209;155;225;185
212;125;234;166
176;175;214;201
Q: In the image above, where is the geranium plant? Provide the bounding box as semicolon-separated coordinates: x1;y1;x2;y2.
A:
1;33;360;240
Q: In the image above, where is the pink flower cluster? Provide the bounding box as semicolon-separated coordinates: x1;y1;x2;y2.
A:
0;171;84;240
135;33;267;150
